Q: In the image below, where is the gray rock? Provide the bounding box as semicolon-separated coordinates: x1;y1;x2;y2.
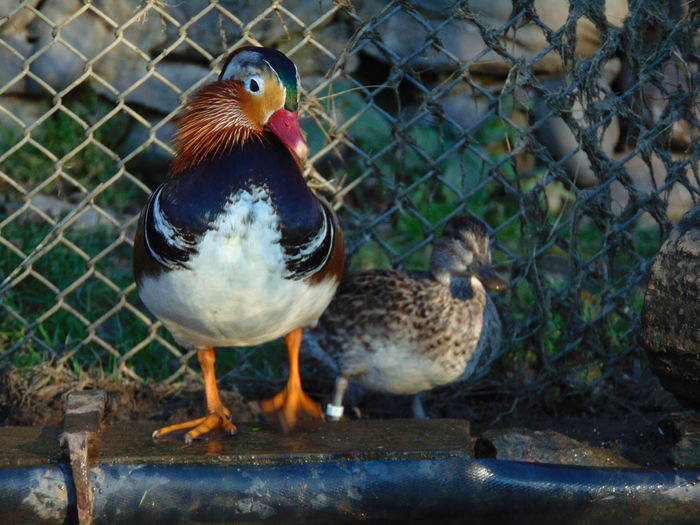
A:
0;32;33;95
118;116;175;183
642;205;700;408
640;55;698;150
88;1;350;113
4;194;116;231
94;53;212;114
609;153;697;222
659;412;700;467
0;96;48;141
92;0;167;57
477;427;637;467
136;0;340;61
26;0;112;95
439;83;493;130
532;70;621;188
354;1;474;72
277;22;357;81
155;0;250;60
354;0;628;75
0;0;41;37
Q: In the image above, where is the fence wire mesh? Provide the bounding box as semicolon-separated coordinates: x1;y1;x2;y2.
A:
1;0;698;412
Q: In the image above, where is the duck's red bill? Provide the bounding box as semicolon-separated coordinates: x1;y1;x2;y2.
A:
267;108;308;160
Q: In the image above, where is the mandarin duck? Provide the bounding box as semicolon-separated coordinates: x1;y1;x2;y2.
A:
305;215;505;420
133;46;344;442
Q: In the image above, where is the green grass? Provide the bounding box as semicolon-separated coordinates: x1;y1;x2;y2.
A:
1;89;148;376
308;81;525;271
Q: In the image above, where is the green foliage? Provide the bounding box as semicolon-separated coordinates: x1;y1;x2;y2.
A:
311;81;524;272
1;89;143;375
1;88;135;212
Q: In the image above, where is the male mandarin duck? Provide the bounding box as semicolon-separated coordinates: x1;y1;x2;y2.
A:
133;46;344;442
305;215;505;419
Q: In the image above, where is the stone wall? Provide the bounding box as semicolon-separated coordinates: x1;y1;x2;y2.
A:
2;1;695;219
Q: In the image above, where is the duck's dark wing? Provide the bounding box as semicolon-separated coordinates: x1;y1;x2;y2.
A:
281;198;338;281
140;183;200;271
138;133;341;280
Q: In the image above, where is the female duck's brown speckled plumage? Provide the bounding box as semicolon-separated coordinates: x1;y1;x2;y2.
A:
306;215;505;419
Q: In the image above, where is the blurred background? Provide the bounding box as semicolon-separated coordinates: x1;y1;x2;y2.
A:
0;1;698;431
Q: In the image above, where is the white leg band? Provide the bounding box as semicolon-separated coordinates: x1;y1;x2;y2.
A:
326;403;344;419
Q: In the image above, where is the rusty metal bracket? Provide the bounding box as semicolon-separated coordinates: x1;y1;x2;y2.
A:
58;390;107;525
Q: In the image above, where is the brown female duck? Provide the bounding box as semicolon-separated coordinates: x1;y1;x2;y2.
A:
306;215;505;419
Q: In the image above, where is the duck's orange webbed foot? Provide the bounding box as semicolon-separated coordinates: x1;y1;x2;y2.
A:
152;347;238;444
259;381;323;432
260;328;323;432
152;406;237;445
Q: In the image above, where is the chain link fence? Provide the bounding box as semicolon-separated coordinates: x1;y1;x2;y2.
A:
1;0;698;413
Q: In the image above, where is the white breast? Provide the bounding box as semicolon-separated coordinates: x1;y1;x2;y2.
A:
138;187;337;349
349;340;458;394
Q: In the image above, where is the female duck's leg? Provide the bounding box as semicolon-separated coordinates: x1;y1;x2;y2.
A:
152;348;237;443
260;328;323;431
411;392;428;419
326;375;349;421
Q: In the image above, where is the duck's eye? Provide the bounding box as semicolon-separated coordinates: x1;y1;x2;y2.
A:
246;76;263;94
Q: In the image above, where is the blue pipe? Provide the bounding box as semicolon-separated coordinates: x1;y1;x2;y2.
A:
2;459;699;524
0;464;76;524
91;459;700;524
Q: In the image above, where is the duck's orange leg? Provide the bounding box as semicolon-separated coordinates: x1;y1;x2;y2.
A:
152;347;237;444
260;328;323;431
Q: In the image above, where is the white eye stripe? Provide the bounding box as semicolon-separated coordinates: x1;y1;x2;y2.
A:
245;75;264;94
220;50;261;80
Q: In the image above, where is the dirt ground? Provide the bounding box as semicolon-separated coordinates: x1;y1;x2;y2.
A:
1;360;687;468
340;387;681;468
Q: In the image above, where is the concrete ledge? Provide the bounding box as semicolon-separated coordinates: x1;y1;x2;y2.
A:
95;419;473;465
0;425;61;467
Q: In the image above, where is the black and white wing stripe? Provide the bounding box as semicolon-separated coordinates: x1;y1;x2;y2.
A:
282;200;336;280
142;184;199;270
